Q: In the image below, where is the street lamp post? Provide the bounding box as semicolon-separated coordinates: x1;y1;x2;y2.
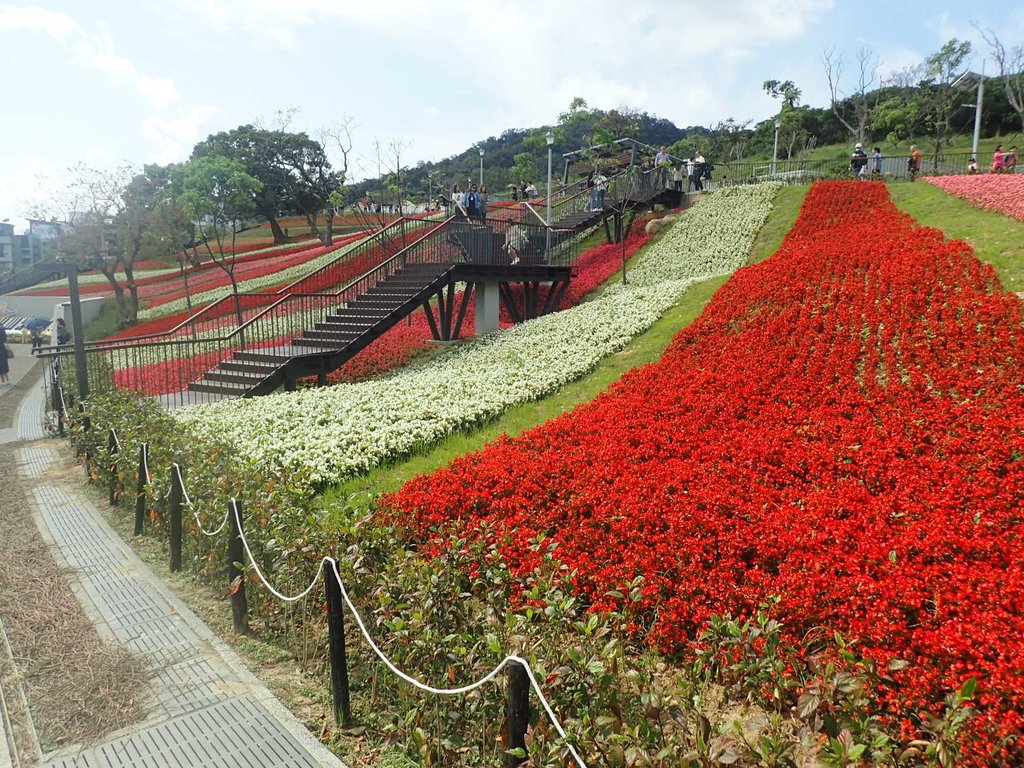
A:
972;62;985;161
478;147;484;187
772;120;781;175
545;130;554;256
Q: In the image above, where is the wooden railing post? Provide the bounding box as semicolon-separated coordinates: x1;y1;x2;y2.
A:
227;499;249;635
133;442;148;536
323;559;352;727
107;429;119;506
52;377;65;436
505;660;530;767
168;463;184;572
78;402;91;468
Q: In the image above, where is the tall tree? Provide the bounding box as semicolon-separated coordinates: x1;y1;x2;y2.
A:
113;165;193;326
917;39;974;162
763;80;808;159
978;26;1024;133
177;156;262;327
54;164;134;324
711;118;752;162
318;117;355;243
49;164;178;327
191;125;291;245
823;46;881;144
874;70;928;145
277;132;342;246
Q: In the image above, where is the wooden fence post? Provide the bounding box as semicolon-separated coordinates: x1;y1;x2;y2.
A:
169;463;184;572
52;378;65;436
79;402;91;470
323;559;352;727
505;660;530;767
107;429;120;506
227;499;249;635
134;442;148;536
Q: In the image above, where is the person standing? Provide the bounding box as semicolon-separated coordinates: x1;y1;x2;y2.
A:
872;147;883;176
1003;145;1017;173
0;326;10;384
30;325;44;355
654;146;671;187
691;151;706;192
511;185;518;202
992;144;1005;172
673;163;684;192
594;171;607;209
464;184;479;218
908;145;922;178
850;143;868;176
450;184;463;216
478;185;489;218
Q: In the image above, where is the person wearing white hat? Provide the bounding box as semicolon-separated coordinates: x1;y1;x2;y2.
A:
850;142;868;176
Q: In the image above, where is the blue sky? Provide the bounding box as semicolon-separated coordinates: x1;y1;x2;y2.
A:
1;0;1021;231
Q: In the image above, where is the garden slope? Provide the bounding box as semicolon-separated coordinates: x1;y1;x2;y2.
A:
385;181;1024;763
171;184;780;494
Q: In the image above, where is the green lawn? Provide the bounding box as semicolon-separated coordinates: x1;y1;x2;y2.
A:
736;131;1022;165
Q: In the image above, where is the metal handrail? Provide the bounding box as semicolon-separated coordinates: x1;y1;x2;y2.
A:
69;219;465;365
90;218;440;349
64;213;583;404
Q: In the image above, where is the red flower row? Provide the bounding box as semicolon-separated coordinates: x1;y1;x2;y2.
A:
382;182;1024;763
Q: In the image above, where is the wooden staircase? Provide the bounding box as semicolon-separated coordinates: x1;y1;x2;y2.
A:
188;262;454;398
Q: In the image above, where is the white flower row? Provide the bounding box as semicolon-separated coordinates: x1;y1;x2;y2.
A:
171;184;780;494
136;235;369;320
30;266;181;290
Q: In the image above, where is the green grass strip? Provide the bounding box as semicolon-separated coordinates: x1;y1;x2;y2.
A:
888;181;1024;297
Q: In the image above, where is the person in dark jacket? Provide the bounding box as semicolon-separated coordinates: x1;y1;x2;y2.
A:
0;326;10;384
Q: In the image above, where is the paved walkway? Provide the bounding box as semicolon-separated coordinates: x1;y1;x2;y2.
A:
0;356;347;768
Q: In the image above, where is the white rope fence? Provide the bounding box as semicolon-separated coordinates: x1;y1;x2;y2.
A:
228;499;589;768
102;428;590;767
172;462;230;537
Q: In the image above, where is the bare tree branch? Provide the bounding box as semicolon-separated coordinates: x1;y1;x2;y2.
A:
977;25;1024;132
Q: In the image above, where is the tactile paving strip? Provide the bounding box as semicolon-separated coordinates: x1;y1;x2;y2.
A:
34;486;125;575
19;445;59;479
30;485;235;705
27;443;345;767
40;697;323;767
16;382;47;441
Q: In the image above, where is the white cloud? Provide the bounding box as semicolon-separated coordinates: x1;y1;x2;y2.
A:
876;45;927;81
159;0;833;128
0;5;178;108
141;105;220;163
0;5;77;37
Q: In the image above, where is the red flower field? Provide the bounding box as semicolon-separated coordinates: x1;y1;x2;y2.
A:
383;182;1024;762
